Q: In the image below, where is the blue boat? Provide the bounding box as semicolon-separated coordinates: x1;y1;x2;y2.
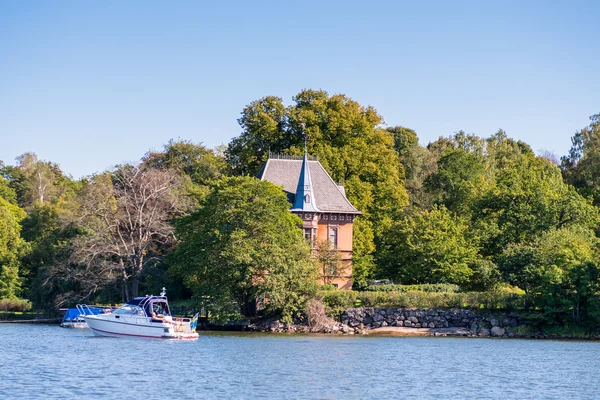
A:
61;304;112;328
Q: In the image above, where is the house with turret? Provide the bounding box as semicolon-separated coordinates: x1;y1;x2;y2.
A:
257;152;361;289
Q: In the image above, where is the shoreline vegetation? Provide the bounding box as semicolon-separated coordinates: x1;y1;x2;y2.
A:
2;91;600;336
2;311;599;341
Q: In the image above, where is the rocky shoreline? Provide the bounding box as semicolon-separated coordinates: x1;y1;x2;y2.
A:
239;307;600;340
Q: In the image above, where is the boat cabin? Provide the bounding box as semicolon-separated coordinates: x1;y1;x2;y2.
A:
115;296;172;319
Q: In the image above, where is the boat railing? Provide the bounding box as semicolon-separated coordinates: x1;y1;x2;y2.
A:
172;317;192;333
76;304;112;317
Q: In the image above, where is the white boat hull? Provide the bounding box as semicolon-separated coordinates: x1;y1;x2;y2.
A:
84;314;198;340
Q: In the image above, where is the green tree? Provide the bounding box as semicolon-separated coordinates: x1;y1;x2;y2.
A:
1;153;72;210
561;113;600;205
0;197;28;298
226;89;409;282
19;200;82;307
425;148;487;214
472;153;598;258
170;176;317;322
143;139;227;206
499;227;600;326
378;205;478;286
0;176;17;205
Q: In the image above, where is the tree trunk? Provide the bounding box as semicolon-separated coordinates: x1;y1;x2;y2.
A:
131;279;140;299
121;261;130;301
242;293;257;317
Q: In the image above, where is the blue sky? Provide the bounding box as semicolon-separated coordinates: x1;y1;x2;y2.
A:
1;1;598;178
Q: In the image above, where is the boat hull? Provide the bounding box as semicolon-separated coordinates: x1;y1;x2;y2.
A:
84;314;198;340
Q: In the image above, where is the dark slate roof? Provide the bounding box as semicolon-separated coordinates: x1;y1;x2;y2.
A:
257;158;361;214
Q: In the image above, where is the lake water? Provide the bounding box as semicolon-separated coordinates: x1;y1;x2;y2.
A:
1;324;599;399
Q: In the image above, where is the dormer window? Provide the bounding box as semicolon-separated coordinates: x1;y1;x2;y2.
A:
304;194;310;203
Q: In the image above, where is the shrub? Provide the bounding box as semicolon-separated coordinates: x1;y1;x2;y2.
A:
364;283;461;293
319;289;526;317
0;298;32;312
318;290;358;317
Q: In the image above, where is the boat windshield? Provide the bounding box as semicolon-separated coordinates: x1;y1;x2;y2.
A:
151;301;171;317
114;304;145;316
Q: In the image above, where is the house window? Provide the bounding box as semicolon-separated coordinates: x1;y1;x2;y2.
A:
304;228;312;242
329;227;338;249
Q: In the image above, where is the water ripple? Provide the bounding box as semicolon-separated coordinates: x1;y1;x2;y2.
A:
1;325;600;399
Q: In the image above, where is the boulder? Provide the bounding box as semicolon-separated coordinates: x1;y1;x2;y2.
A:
479;328;490;337
491;326;506;337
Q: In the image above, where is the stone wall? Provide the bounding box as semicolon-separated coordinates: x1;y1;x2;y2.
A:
341;307;521;337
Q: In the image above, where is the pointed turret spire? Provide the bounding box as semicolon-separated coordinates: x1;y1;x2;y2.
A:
292;141;319;212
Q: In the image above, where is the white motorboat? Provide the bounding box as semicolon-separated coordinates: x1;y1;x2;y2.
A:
84;290;199;340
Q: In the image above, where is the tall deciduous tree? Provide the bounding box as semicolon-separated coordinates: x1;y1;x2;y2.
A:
473;153;598;258
425;148;487;215
226;89;409;283
499;226;600;326
1;153;70;210
143;139;227;205
0;197;28;298
561;113;600;205
70;165;185;300
378;205;478;286
170;177;317;322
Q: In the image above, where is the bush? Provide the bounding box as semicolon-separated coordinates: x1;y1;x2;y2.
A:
319;289;525;317
318;290;358;317
364;283;461;293
0;298;32;312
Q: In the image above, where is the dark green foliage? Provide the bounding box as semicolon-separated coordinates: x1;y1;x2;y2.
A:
561;113;600;205
473;154;598;258
425;149;486;214
226;90;409;283
499;227;600;327
143;139;228;208
377;205;478;286
169;176;317;323
19;204;77;297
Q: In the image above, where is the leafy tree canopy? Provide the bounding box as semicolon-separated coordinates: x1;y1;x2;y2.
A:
0;197;28;298
1;153;75;210
561;113;600;204
473;153;598;258
499;226;600;326
170;176;317;322
378;205;478;287
226;89;409;282
0;176;17;205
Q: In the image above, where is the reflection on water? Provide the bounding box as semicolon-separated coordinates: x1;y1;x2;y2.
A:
1;324;600;399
